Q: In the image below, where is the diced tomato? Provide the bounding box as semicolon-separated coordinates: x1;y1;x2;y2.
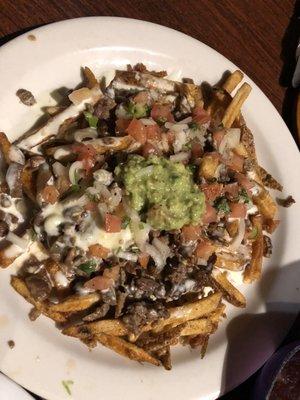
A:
235;172;254;192
116;118;131;133
202;202;218;224
72;143;97;173
201;183;223;203
133;91;149;105
41;185;59;204
181;225;202;243
138;253;150;268
84;201;97;212
191;142;203;158
225;153;244;172
88;244;109;258
146;124;162;142
166;130;175;144
213;130;225;149
229;202;247;219
84;276;114;291
195;240;215;260
151;104;174;123
141;142;160;157
103;265;120;281
104;214;122;233
126;118;147;144
192;106;210;125
224;182;239;197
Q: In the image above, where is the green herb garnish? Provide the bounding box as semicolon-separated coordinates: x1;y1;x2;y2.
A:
126;102;150;118
239;188;251;204
84;111;98;128
214;196;230;214
78;260;97;276
86;192;99;202
62;380;74;396
121;216;131;229
188;122;199;130
156;116;167;126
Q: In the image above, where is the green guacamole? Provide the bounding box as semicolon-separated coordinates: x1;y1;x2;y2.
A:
116;155;205;230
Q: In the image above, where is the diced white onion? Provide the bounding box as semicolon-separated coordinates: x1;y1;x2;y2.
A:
93;169;113;186
117;251;138;262
9;146;25;165
145;243;164;271
74;128;98;142
6;231;29;250
219;128;241;156
170;152;190;163
153;237;171;262
69;161;84;184
139;118;156;126
54;271;69;288
173;130;187;153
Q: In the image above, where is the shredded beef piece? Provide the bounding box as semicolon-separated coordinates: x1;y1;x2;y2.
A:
115;291;127;317
102;287;117;305
206;222;227;244
25;275;51;301
127;277;166;300
16;88;36;106
93;96;116;120
0;221;9;237
263;235;272;258
276;195;295;208
205;253;217;273
7;340;15;349
29;156;45;169
83;303;110;322
122;301;169;334
167;262;188;285
129;63;167;77
193;270;212;291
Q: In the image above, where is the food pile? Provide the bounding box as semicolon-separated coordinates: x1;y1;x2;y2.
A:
0;64;284;368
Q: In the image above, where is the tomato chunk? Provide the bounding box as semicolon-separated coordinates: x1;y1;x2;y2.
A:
146;124;162;142
104;214;122;233
201;183;223;203
224;183;239;197
116;118;131;133
88;244;110;259
225;153;244;172
141;142;160;157
192;106;210;124
72;143;96;173
229;202;247;218
133;91;149;105
195;240;215;260
235;172;254;192
84;276;114;291
202;202;218;224
181;225;202;243
151;104;174;123
191;142;203;158
213;130;225;149
126;118;147;144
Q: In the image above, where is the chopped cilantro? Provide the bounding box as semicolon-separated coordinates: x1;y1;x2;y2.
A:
214;196;230;214
183;142;192;150
86;192;99;202
126;102;150;118
188;122;199;130
121;216;130;229
78;260;97;276
156;116;167;125
239;188;251;204
187;164;197;174
62;380;74;396
84;111;98;128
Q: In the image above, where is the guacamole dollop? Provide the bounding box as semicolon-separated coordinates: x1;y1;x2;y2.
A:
116;155;205;230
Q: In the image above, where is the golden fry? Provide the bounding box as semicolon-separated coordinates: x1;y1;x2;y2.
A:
180;318;213;336
212;272;246;308
244;215;264;283
96;333;160;366
49;293;101;312
222;70;244;94
83;66;98;89
222;83;252;128
254;189;278;220
63;319;128;338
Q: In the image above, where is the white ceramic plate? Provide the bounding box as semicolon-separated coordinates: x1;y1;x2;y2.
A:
0;373;34;400
0;17;299;400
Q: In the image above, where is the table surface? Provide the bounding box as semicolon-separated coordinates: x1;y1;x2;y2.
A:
0;1;299;399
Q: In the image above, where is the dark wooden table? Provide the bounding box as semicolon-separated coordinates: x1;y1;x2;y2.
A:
1;1;299;399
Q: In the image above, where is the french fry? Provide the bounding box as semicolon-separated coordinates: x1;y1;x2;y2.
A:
222;70;244;94
154;346;172;370
96;333;160;366
210;304;226;326
212;272;246;308
215;252;244;271
199;154;219;180
222;83;252;128
182;83;204;108
253;189;278;220
180;318;213;336
136;325;185;352
11;276;67;323
63;319;128;339
0;132;12;164
49;293;101;313
257;165;283;192
244;215;264;283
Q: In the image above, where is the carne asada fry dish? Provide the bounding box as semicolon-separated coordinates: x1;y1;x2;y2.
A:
0;64;281;369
